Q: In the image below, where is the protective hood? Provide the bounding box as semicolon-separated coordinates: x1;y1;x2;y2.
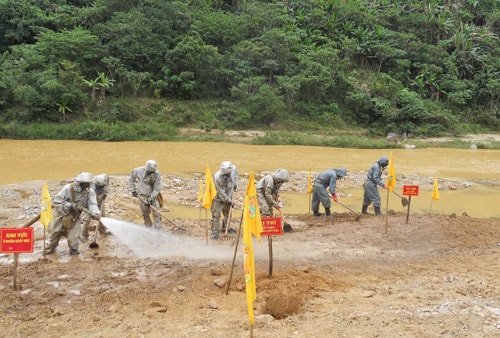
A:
75;172;93;184
378;156;389;167
220;161;233;175
273;168;290;183
74;172;93;192
335;168;347;178
94;174;109;186
145;160;157;172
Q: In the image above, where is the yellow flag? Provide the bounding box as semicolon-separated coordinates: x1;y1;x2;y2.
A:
432;177;440;201
202;165;217;209
40;184;53;228
385;152;396;192
243;172;263;326
197;179;203;203
307;170;312;195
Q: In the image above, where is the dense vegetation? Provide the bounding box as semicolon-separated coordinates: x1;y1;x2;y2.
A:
0;0;499;141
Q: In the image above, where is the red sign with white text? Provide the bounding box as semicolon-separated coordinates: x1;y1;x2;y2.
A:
403;185;419;196
260;217;283;236
0;228;34;253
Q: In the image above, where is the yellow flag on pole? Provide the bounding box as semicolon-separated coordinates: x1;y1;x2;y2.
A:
197;179;203;203
243;172;263;326
40;184;53;228
432;177;440;201
385;152;396;192
202;165;217;209
307;170;313;195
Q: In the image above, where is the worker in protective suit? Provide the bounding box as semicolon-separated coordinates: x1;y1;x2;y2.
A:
256;168;290;216
129;160;163;229
45;172;101;256
311;168;347;220
81;174;110;240
211;161;238;239
362;156;388;216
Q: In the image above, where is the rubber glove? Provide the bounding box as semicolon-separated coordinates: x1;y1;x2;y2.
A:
332;193;339;203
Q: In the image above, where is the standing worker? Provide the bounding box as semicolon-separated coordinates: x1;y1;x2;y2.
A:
362;156;388;216
81;174;110;240
45;172;101;256
256;168;290;216
211;161;238;239
311;168;347;219
129;160;163;230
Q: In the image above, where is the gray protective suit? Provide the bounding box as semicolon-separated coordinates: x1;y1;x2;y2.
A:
311;168;347;214
45;172;100;255
211;161;238;238
129;160;163;229
256;168;290;216
362;156;388;214
82;174;109;238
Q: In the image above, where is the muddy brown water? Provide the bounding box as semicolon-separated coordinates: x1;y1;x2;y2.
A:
1;140;499;218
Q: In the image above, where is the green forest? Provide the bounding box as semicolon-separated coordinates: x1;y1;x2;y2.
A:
1;0;499;141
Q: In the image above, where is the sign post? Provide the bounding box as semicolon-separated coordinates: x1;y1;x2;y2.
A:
402;185;419;224
0;227;35;290
261;216;283;278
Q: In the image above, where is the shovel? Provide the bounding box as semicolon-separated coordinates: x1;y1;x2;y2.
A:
336;200;361;221
391;191;409;207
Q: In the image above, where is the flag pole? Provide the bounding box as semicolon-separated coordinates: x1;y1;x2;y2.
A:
226;213;244;295
205;209;208;244
385;187;390;234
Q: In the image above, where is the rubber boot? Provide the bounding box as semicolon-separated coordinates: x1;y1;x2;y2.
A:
325;208;332;220
374;206;381;216
362;205;369;215
313;210;324;217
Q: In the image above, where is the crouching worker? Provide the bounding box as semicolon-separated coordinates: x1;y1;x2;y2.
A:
311;168;347;220
45;172;101;256
81;174;110;240
256;168;290;216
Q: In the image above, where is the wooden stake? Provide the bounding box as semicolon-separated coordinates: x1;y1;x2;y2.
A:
268;236;273;278
405;196;412;224
12;253;19;290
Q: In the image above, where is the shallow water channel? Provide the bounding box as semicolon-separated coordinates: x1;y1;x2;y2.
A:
0;139;498;218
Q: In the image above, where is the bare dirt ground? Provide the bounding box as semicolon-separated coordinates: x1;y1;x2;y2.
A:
1;171;499;338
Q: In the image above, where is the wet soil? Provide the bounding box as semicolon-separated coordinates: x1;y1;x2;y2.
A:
0;172;499;338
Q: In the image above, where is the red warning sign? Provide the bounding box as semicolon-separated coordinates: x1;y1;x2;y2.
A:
260;217;283;236
403;185;419;196
0;228;34;253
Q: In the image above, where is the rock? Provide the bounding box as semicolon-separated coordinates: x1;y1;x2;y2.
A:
386;132;398;142
213;278;227;288
470;144;478;149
